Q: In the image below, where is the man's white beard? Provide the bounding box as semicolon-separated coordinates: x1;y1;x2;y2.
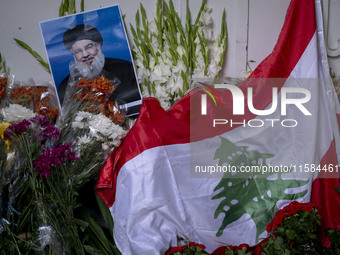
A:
74;49;105;79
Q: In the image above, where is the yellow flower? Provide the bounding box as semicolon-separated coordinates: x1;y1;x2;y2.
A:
0;122;11;150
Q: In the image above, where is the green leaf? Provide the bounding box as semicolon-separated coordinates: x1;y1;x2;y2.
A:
59;0;65;17
64;0;69;11
79;207;119;255
13;38;50;73
193;0;206;35
95;193;114;237
83;245;105;255
72;218;89;232
284;249;291;255
69;0;75;14
0;52;10;74
80;0;84;12
277;227;285;233
130;24;139;43
140;3;149;34
302;211;310;218
285;230;296;240
308;233;317;240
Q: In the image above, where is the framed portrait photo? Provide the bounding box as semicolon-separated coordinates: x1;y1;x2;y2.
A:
40;5;142;116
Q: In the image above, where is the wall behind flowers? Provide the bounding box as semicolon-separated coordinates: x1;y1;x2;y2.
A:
0;0;291;83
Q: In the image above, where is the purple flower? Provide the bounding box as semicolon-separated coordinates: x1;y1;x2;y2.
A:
30;115;50;127
30;115;60;142
4;119;31;141
33;143;79;178
34;159;52;178
40;124;60;142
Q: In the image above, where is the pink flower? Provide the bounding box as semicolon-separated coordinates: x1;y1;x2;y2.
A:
33;143;79;178
4;119;31;140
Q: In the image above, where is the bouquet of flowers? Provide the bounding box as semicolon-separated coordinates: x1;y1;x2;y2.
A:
61;61;125;126
2;79;59;124
0;66;127;254
130;0;228;109
70;76;124;124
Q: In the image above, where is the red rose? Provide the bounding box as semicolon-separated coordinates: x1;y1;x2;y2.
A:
239;243;249;249
166;246;184;254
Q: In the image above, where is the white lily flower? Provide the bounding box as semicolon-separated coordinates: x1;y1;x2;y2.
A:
207;62;222;78
192;66;206;79
172;60;187;75
155;84;169;98
150;70;167;86
200;11;212;26
201;6;213;25
161;52;172;66
170;76;184;94
149;20;158;35
159;98;171;110
137;66;150;83
203;28;214;41
149;58;156;70
176;45;185;58
151;37;159;50
195;54;206;70
163;45;173;60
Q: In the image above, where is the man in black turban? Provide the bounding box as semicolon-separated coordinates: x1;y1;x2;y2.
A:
58;24;141;115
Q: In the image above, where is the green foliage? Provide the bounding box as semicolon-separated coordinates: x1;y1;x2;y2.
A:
78;204;121;255
262;208;322;255
225;247;251;255
0;53;10;74
59;0;85;17
326;228;340;254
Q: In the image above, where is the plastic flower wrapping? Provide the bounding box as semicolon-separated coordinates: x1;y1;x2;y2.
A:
61;61;125;125
0;67;128;253
1;78;59;124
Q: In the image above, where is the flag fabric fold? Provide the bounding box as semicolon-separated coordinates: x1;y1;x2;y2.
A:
96;0;340;253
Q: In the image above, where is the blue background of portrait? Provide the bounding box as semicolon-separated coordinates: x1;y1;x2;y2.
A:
40;5;133;89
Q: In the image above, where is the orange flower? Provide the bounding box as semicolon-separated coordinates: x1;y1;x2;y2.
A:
77;76;115;94
73;76;123;124
100;101;125;124
92;75;114;93
10;86;36;108
0;77;8;98
0;77;7;87
0;86;5;98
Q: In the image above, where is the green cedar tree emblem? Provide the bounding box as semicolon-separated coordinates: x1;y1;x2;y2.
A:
212;137;310;241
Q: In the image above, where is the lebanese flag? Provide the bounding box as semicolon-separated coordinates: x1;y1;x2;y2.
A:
96;0;340;253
